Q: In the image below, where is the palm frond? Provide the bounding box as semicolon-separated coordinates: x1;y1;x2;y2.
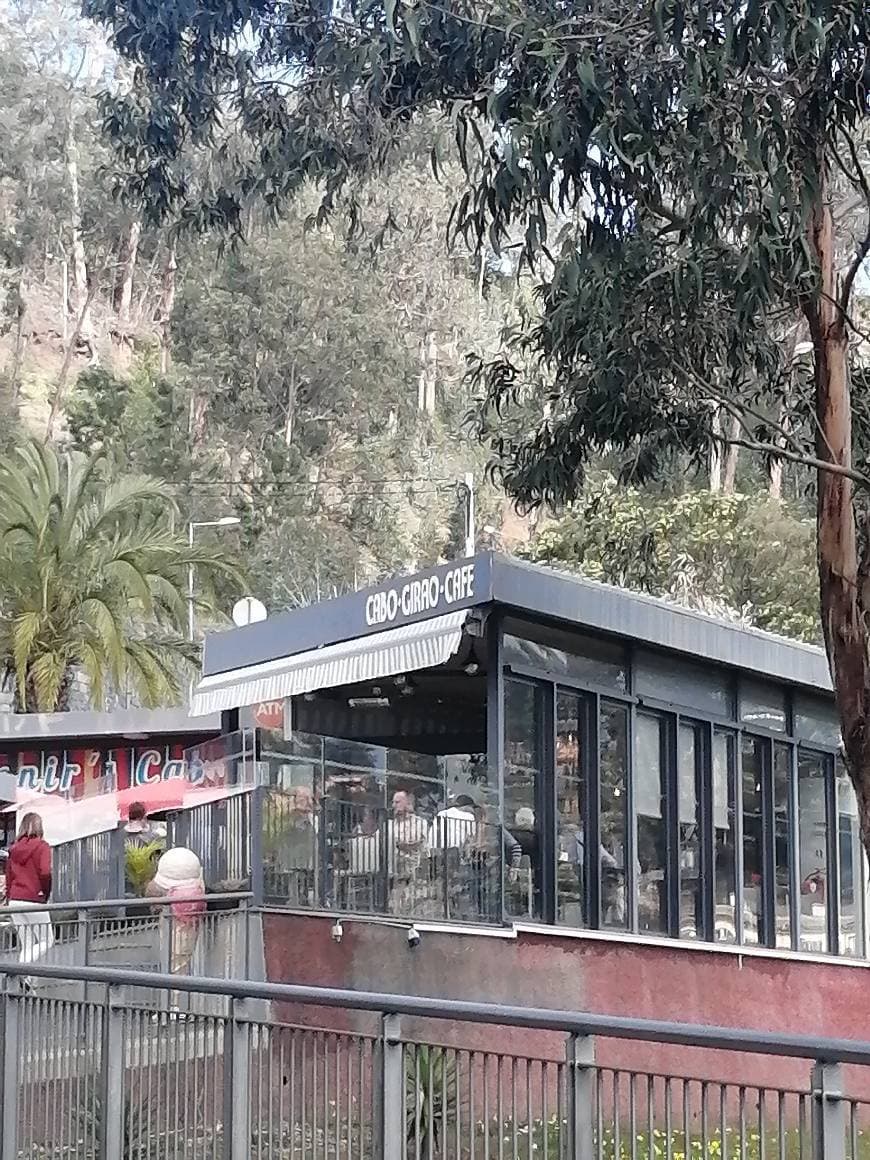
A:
28;650;68;713
0;437;244;711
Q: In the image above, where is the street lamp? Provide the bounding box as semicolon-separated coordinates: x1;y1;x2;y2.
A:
188;517;241;642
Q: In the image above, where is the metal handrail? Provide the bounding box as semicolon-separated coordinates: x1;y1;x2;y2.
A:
2;958;870;1066
0;891;252;915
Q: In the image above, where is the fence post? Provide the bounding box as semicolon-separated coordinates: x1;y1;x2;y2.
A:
811;1060;846;1160
111;828;126;898
73;907;90;1005
376;1013;404;1160
566;1033;595;1160
224;996;252;1160
0;980;21;1160
250;787;265;906
99;986;125;1160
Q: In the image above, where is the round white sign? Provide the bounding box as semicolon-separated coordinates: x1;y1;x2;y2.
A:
232;596;268;626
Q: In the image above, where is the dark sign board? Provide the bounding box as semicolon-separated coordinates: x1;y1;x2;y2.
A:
203;555;494;677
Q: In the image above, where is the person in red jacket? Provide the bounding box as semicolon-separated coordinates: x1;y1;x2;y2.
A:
6;812;54;974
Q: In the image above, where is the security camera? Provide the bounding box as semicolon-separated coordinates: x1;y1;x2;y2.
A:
407;924;421;949
331;919;344;943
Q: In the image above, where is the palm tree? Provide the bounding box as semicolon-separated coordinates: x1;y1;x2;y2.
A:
0;439;242;711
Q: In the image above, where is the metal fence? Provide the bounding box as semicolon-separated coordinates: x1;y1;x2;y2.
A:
169;792;251;888
0;960;868;1159
51;829;125;904
0;895;255;1014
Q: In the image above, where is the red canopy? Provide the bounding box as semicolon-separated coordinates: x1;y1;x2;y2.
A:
116;780;187;819
116;780;242;819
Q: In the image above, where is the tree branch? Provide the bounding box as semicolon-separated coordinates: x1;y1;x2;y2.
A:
836;126;870;313
676;361;870;486
721;435;870;488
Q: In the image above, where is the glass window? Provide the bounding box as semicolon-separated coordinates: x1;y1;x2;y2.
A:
634;650;734;718
503;626;628;693
773;743;793;949
678;723;702;939
713;730;737;943
555;690;585;927
635;714;667;935
798;750;831;954
793;696;840;749
740;681;788;733
600;702;629;931
503;680;545;921
837;759;865;958
741;736;765;946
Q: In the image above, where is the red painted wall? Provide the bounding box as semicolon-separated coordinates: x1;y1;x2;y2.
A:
263;913;870;1096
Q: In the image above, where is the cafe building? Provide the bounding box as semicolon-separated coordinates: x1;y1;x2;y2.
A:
192;552;870;1077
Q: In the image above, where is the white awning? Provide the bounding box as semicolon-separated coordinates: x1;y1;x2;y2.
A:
191;610;469;717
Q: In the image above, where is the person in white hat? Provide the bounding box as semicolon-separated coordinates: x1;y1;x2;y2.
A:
147;846;206;1009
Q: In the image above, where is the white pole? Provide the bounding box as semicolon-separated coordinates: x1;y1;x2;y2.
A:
187;522;195;642
463;472;475;557
61;259;69;344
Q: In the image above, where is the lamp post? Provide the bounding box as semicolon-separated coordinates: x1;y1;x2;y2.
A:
187;517;241;642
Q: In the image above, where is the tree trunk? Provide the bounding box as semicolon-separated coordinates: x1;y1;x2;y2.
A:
807;173;870;853
65;115;92;349
417;330;437;414
722;415;741;493
768;388;790;501
113;218;141;323
709;409;723;492
284;361;297;446
10;282;26;404
156;244;178;374
45;276;100;442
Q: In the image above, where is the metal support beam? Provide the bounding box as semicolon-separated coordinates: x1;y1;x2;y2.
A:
811;1060;846;1160
224;997;252;1160
379;1013;404;1160
99;987;125;1160
250;786;266;907
232;997;251;1160
0;983;20;1160
566;1033;595;1159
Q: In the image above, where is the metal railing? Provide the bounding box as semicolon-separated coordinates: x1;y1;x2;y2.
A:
51;828;125;903
0;895;255;1014
0;959;867;1159
168;791;251;888
261;789;505;924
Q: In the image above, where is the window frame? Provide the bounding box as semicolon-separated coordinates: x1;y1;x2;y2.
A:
500;621;860;961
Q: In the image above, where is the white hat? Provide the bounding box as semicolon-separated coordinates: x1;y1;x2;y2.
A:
153;846;203;889
514;807;536;828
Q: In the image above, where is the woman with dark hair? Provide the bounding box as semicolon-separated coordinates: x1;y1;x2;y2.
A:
6;812;54;974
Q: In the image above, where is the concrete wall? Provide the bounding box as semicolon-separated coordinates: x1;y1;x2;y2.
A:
262;912;870;1095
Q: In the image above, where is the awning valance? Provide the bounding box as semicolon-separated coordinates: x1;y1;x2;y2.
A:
191;610;469;717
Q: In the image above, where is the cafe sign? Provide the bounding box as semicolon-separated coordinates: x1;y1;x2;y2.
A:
364;561;476;628
1;741;217;798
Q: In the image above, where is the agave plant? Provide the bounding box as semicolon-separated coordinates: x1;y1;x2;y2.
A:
77;1092;167;1160
405;1044;459;1153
